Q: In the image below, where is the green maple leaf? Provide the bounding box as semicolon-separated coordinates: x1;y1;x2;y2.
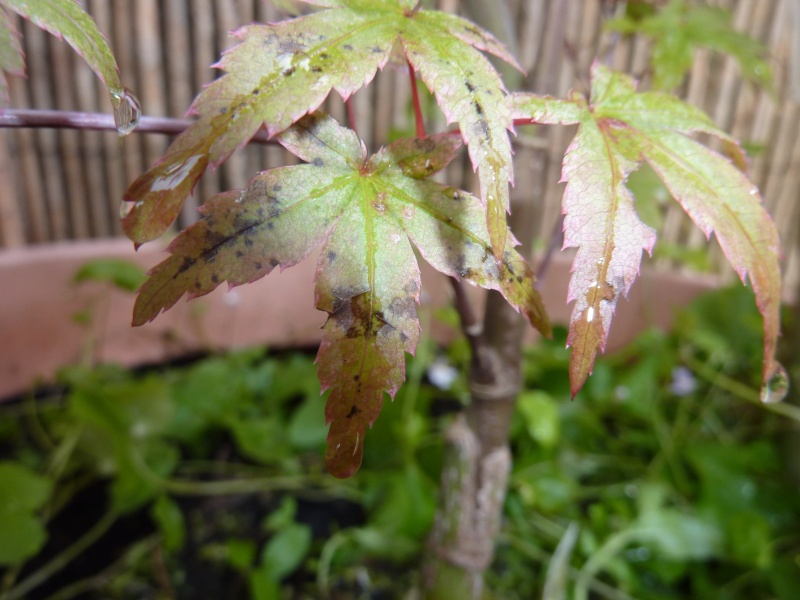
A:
133;112;550;478
606;0;771;91
0;0;127;108
121;0;520;260
510;63;781;397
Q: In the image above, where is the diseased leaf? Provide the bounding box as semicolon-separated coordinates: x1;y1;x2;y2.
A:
122;0;518;257
135;112;549;477
1;0;124;102
605;0;771;92
0;7;23;105
511;63;781;396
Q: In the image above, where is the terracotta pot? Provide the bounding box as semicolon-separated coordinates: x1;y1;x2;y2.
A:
0;238;723;400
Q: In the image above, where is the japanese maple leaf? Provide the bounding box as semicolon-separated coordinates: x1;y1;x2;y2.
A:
0;0;127;108
510;63;782;397
133;112;550;478
122;0;520;260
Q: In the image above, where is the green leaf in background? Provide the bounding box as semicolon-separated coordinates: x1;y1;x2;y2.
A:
636;483;721;561
150;495;185;551
228;417;289;464
249;567;281;600
260;523;312;580
73;259;146;292
263;496;298;532
627;163;671;231
0;461;52;565
225;537;257;572
110;439;179;513
606;0;772;91
516;390;560;449
288;393;328;450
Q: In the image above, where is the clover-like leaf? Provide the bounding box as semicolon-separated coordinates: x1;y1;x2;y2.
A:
122;0;519;259
0;0;127;106
134;112;550;477
511;64;781;397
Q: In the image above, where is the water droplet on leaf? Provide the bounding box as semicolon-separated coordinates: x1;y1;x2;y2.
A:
112;88;141;136
119;200;136;218
760;362;789;404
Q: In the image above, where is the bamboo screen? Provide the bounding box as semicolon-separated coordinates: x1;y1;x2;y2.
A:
1;0;798;296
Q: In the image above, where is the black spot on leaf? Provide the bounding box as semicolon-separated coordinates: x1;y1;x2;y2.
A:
283;66;296;77
465;81;476;92
474;101;484;116
176;257;195;276
346;405;361;418
327;251;337;262
313;157;325;167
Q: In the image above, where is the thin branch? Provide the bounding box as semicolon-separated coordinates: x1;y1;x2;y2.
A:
0;109;275;144
345;97;358;136
535;214;565;288
1;109;545;144
408;61;427;139
449;278;490;369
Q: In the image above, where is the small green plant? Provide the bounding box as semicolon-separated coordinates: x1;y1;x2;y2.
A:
0;287;797;599
0;0;789;597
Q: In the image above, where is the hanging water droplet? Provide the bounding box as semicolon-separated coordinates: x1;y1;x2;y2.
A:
760;362;789;404
111;87;141;136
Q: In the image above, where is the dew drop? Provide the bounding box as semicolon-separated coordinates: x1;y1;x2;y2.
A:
749;188;758;196
111;87;141;136
760;362;789;404
119;199;140;218
586;306;595;322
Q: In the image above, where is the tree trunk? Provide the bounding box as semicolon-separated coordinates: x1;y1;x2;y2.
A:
423;1;569;596
425;0;569;600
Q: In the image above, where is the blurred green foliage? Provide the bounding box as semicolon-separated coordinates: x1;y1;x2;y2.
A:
605;0;772;92
0;285;798;599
